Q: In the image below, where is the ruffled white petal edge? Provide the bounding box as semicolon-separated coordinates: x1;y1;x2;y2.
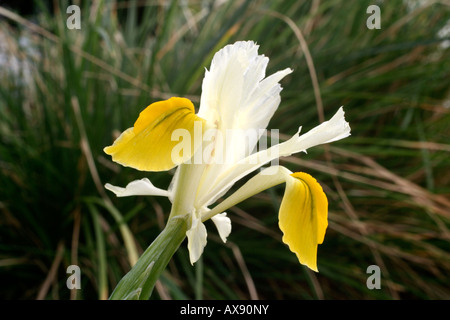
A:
211;212;232;243
186;215;207;265
198;40;292;135
289;106;351;152
105;178;170;198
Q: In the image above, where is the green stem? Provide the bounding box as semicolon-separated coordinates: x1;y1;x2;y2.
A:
109;214;189;300
195;256;203;300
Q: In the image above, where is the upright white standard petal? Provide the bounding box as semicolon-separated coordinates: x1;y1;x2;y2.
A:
198;41;292;160
193;41;293;209
105;178;170;198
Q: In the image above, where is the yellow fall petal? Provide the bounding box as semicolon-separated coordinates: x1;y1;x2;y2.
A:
205;166;328;272
104;97;205;171
278;172;328;272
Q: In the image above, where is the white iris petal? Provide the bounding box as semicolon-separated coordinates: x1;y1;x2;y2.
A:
105;178;170;198
186;214;208;265
211;212;232;243
194;41;294;209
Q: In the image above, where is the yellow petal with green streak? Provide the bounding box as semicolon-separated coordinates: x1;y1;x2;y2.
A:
104;97;205;171
278;172;328;272
205;166;328;272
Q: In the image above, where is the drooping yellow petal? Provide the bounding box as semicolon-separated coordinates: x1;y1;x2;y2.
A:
278;172;328;272
205;166;328;272
104;97;205;171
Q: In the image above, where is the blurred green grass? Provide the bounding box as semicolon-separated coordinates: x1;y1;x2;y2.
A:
0;0;449;300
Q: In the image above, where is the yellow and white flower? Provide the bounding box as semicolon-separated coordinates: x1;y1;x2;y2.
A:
104;41;350;271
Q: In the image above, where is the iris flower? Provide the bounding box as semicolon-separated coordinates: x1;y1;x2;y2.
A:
104;41;350;275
